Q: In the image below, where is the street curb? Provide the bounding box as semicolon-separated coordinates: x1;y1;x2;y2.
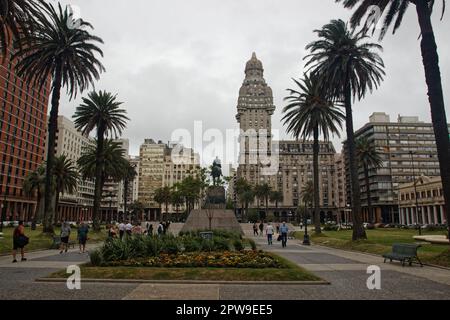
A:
35;278;331;286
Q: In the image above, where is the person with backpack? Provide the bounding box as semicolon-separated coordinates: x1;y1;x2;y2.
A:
280;222;289;248
12;221;28;263
259;221;264;237
157;222;164;236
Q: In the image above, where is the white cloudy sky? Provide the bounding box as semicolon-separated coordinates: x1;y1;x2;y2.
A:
57;0;450;172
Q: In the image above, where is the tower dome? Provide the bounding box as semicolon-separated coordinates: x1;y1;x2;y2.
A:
245;52;263;73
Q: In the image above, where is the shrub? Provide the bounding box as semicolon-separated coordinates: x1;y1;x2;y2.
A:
160;235;181;254
102;238;132;262
233;239;244;251
212;237;231;251
89;249;103;266
246;239;257;251
181;236;203;252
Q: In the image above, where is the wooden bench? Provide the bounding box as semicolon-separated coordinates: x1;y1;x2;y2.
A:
50;236;76;249
383;243;423;267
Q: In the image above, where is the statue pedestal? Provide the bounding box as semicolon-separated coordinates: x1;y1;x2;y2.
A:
180;186;243;235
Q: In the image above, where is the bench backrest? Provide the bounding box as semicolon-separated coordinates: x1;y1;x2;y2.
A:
392;243;420;256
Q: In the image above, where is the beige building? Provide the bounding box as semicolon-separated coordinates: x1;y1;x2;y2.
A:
399;176;446;226
54;115;94;221
235;53;337;221
138;139;166;217
334;153;350;223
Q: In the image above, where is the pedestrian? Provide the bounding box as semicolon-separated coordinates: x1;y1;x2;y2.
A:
77;221;89;254
12;221;28;263
266;222;274;245
132;222;143;235
118;221;125;239
280;221;289;248
125;220;133;236
108;224;117;239
147;223;153;236
157;222;164;236
59;221;71;254
259;221;264;236
253;222;258;236
276;223;280;234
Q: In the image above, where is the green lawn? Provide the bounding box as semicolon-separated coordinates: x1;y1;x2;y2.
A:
0;226;108;255
47;254;322;282
294;228;450;268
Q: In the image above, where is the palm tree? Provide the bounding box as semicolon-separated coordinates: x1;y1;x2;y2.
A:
0;0;42;58
269;190;283;209
356;137;383;224
73;91;129;230
283;74;345;234
53;155;78;223
301;181;314;233
154;187;172;221
14;2;105;232
241;189;255;223
122;161;137;219
304;19;385;240
235;178;252;221
254;183;272;219
77;139;128;182
170;190;184;217
23;164;46;224
337;0;450;242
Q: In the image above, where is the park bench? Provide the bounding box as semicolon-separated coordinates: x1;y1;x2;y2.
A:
383;243;423;267
50;236;76;250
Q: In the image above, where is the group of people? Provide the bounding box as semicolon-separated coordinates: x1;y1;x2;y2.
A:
254;221;289;248
11;220;90;263
108;221;172;240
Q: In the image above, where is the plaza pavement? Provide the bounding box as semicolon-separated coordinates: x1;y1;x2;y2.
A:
0;225;449;300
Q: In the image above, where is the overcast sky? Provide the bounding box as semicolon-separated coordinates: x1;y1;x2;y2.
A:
57;0;450;173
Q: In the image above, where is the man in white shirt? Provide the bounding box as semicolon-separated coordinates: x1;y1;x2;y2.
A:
118;222;125;239
266;222;274;245
125;221;133;236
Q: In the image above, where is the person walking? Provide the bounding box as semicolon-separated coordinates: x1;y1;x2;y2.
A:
59;221;71;254
12;221;28;263
77;221;89;254
125;221;133;237
276;223;280;234
253;223;258;236
265;222;274;245
280;222;289;248
147;223;153;236
118;221;125;239
258;221;264;237
157;222;164;236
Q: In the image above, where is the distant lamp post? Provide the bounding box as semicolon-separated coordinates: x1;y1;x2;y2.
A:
409;151;422;235
81;203;88;222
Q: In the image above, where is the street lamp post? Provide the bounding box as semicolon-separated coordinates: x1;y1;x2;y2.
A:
303;201;311;246
409;151;422;235
1;135;20;233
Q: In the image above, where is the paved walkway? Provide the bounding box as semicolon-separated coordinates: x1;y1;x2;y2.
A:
0;228;449;300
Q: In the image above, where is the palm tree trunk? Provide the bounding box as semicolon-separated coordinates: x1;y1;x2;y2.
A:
53;191;60;224
92;126;106;231
313;126;321;234
364;164;373;223
344;82;367;240
416;1;450;242
43;61;62;234
123;179;129;220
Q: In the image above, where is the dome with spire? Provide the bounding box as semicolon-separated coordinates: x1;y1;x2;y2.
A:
245;52;264;73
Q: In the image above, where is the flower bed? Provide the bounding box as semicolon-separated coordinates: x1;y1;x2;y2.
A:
99;251;285;269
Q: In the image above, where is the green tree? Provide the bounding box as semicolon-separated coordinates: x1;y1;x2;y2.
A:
235;178;253;221
254;183;272;219
53;155;78;223
304;19;385;240
122;161;137;218
283;74;344;234
73;91;129;231
154;186;172;221
23;164;46;223
0;0;42;58
170;189;185;216
14;2;104;233
356;137;383;224
337;0;450;242
269;190;283;209
129;201;144;222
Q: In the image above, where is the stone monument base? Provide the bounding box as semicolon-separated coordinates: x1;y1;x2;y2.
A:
180;209;244;235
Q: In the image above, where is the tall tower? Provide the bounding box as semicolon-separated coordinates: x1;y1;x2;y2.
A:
236;53;275;185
